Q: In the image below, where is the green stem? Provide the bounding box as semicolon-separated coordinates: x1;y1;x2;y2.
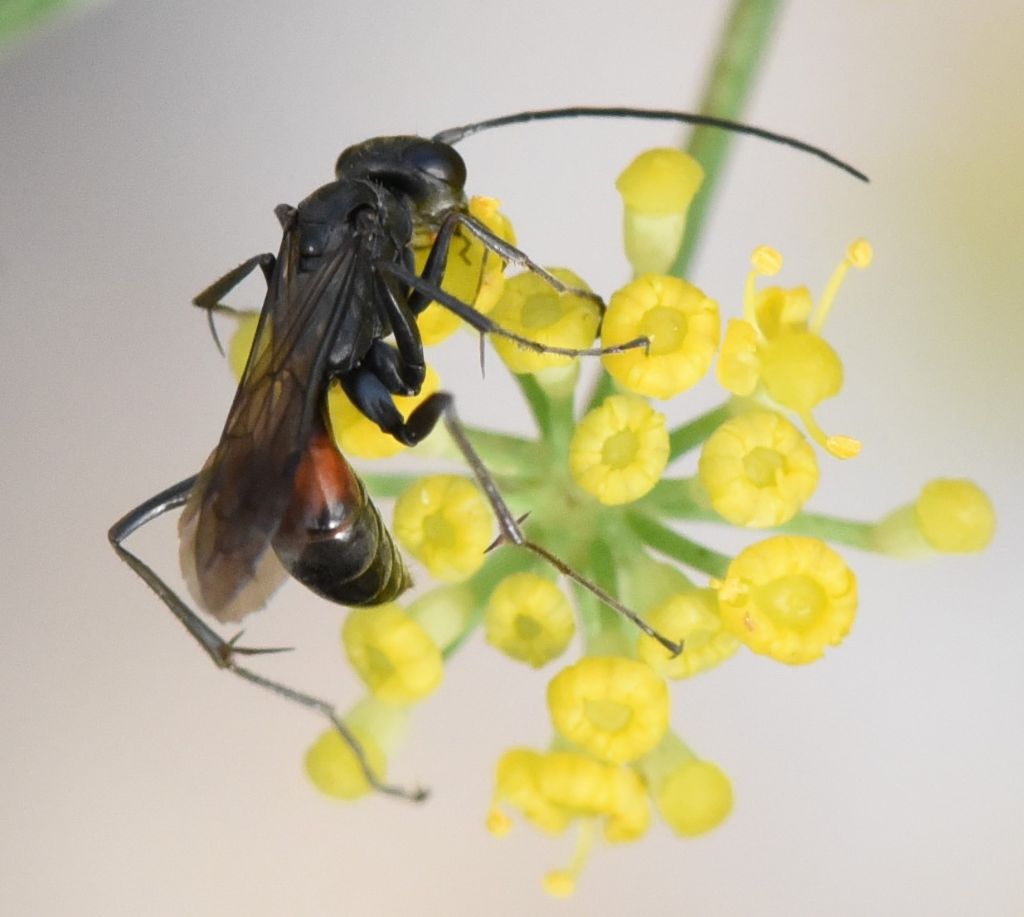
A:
637;476;715;519
626;512;731;579
584;368;617;414
668;400;733;461
669;0;783;278
774;512;877;551
514;372;555;439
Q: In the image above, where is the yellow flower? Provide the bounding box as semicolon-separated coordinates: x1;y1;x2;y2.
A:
602;274;720;398
342;603;443;703
488;268;601;374
392;475;492;581
488;748;650;896
226;309;262;378
304;727;387;801
327;364;441;459
717;241;871;459
716;535;857;665
698;409;819;527
636;589;740;678
485;573;576;668
414;195;516;345
616;148;705;275
914;479;996;553
547;656;669;763
653;759;733;837
874;479;997;556
569;394;669;505
304;698;409;800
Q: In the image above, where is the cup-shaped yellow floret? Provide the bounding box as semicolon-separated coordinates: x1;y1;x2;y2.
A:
489;268;601;374
602;274;720;399
547;656;669;763
698;409;819;527
393;475;492;581
327;364;441;459
636;589;740;678
569;394;669;505
485;573;576;668
914;479;996;553
414;196;516;345
653;759;733;837
616;148;704;275
717;536;857;665
342;603;443;703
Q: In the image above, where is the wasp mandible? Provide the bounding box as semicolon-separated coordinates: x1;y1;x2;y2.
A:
110;107;866;799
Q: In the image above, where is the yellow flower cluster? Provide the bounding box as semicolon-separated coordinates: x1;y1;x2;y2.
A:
275;138;995;899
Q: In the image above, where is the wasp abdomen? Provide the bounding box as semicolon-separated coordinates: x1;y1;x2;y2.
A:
272;429;411;607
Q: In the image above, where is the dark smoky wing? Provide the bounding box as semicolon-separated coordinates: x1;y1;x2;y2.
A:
180;227;368;619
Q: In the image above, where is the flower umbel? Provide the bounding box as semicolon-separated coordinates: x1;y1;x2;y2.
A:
274;112;995;899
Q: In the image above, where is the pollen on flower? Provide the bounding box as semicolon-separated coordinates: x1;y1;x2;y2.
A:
547;656;669;763
342;603;443;703
698;409;819;527
488;268;601;374
636;589;740;678
653;759;734;837
393;475;492;581
716;535;857;665
328;364;441;459
304;727;386;801
414;195;516;345
484;573;576;668
569;394;669;506
601;274;721;399
914;479;996;553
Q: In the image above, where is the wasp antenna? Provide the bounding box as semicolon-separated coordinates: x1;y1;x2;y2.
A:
433;106;868;182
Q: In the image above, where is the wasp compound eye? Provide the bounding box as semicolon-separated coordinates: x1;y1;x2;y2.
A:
405;141;466;190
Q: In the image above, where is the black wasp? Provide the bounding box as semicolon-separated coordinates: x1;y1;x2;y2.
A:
110;107;866;799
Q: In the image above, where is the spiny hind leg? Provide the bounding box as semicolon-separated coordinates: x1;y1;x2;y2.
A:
108;476;426;802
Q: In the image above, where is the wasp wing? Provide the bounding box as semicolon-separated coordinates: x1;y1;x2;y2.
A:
179;223;380;622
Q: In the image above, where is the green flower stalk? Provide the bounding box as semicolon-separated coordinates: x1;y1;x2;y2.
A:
224;1;995;896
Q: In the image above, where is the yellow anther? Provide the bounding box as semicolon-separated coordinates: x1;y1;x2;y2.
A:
846;238;873;268
751;245;783;276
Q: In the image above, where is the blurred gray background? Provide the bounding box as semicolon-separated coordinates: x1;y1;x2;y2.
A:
1;1;1021;914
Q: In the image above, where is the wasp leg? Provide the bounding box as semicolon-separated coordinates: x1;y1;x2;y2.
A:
401;394;683;657
192;253;276;312
413;210;602;310
376;260;648;359
108;477;426;802
191;253;276;354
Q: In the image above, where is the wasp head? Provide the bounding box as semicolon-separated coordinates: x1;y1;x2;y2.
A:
335;137;467;229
